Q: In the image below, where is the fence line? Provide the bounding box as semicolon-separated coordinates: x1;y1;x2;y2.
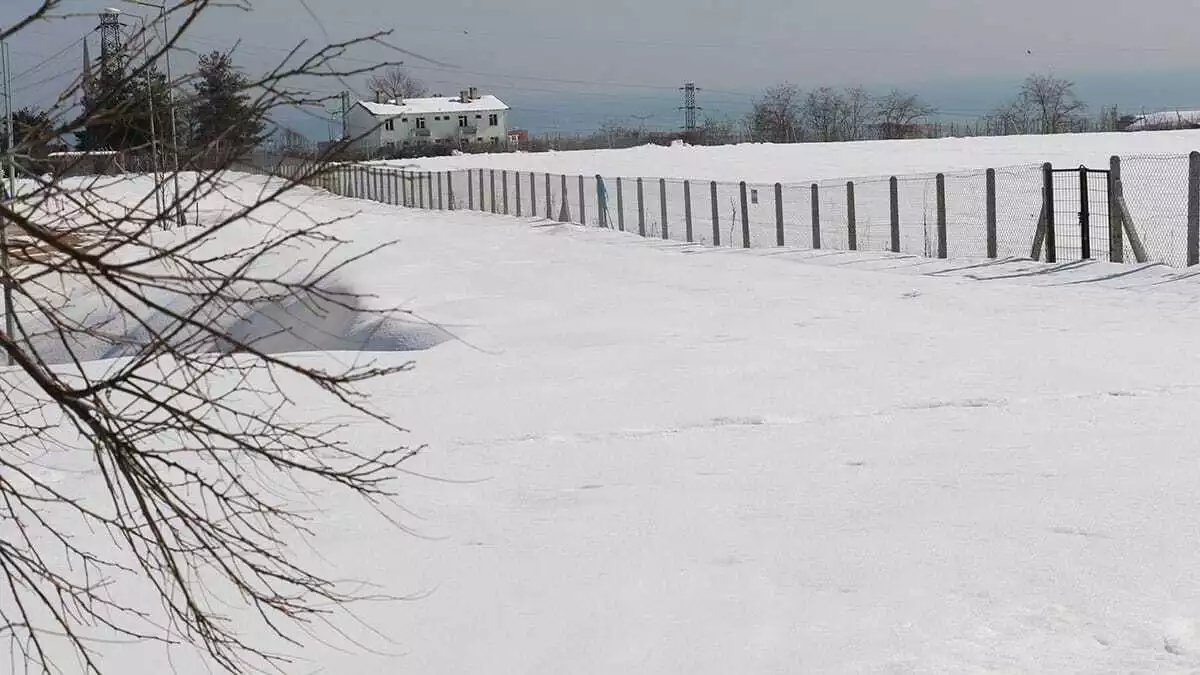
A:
256;153;1200;269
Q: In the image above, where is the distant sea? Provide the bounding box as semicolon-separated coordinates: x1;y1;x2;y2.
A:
275;69;1200;142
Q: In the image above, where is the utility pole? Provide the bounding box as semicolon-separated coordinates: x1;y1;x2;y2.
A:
679;82;701;132
0;40;15;364
341;91;350;140
126;0;184;227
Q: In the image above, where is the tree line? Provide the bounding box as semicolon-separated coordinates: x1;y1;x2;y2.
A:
7;48;263;161
743;73;1131;144
528;72;1142;152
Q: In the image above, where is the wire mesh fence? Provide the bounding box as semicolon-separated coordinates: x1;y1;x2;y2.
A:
297;151;1200;270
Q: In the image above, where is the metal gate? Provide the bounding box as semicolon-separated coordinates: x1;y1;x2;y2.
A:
1042;165;1120;262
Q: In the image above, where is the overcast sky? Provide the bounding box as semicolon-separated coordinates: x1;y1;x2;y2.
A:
7;0;1200;132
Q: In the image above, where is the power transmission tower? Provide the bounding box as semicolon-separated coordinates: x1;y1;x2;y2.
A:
99;9;123;74
679;82;701;131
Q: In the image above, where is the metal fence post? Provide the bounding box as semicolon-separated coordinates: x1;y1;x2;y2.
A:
616;177;625;231
1042;162;1056;263
659;178;669;240
1078;166;1091;260
1189;152;1200;266
637;178;646;236
711;181;720;246
847;181;857;251
684;180;693;243
811;183;821;249
1108;157;1122;263
936;173;948;259
986;169;997;258
889;176;900;253
774;183;784;246
447;171;455;210
739;181;750;248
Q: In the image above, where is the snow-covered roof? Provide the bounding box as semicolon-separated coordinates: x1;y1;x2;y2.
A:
358;95;509;117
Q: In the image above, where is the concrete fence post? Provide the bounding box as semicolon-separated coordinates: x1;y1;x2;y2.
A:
936;172;948;259
711;181;720;246
529;172;537;218
637;178;646;236
596;175;607;228
774;183;784;246
545;173;552;219
846;181;857;250
515;170;522;216
427;171;435;209
579;175;586;225
811;183;821;249
559;174;570;221
489;170;497;214
739;181;751;248
447;171;455;210
616;177;625;232
479;169;486;211
684;180;693;243
503;171;510;215
986;169;997;258
660;178;669;240
437;171;444;210
889;176;900;253
467;170;474;210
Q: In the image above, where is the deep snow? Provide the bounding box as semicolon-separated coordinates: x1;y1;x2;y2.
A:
20;175;1200;673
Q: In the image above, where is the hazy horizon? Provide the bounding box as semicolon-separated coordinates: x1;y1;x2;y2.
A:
8;1;1200;139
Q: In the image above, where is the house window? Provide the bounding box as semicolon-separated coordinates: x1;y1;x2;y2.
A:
458;115;468;127
489;114;499;126
476;114;482;119
384;118;394;131
402;118;408;123
415;117;426;129
491;137;500;146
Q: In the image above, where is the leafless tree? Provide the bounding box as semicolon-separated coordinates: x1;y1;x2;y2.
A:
0;3;421;674
748;83;805;143
366;65;429;102
803;87;847;142
839;87;875;142
875;90;935;139
1018;74;1087;134
986;98;1037;136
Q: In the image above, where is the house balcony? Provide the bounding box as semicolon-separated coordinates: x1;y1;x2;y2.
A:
458;126;479;136
413;128;431;137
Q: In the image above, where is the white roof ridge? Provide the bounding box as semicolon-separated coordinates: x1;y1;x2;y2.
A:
358;95;510;117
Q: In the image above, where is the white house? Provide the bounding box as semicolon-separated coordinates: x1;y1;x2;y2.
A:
345;87;510;153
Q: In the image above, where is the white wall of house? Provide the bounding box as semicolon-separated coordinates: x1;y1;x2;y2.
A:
346;95;510;153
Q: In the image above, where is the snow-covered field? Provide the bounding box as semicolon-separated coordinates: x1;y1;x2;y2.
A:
20;173;1200;673
364;131;1200;267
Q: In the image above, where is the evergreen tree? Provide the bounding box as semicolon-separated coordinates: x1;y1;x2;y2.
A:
76;49;172;152
191;51;263;153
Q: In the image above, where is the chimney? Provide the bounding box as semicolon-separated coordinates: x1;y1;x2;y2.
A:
374;90;381;103
460;90;470;103
468;86;478;100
